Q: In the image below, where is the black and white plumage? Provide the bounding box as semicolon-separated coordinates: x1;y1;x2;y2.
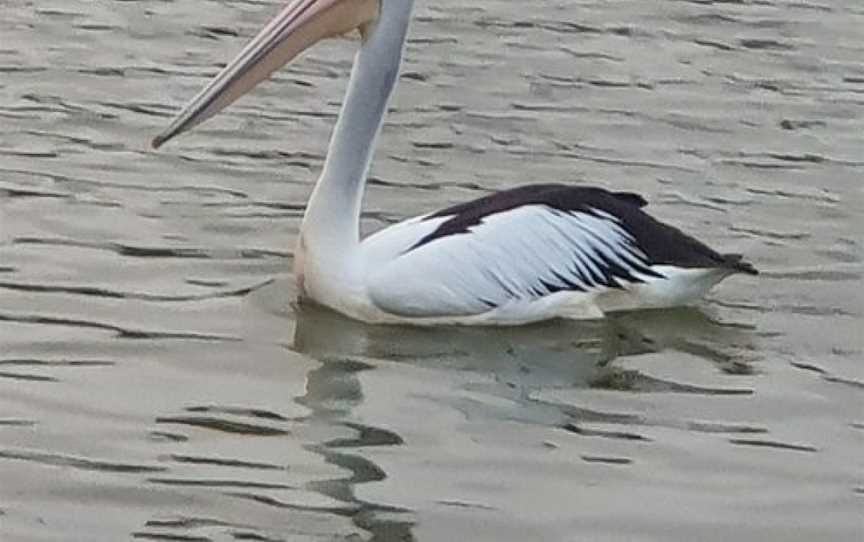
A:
152;0;757;326
358;184;757;324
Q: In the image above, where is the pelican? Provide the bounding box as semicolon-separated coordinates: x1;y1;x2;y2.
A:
153;0;757;326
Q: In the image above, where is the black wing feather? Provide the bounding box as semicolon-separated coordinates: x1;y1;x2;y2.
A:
411;183;757;274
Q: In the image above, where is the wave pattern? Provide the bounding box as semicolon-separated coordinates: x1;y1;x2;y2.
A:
1;0;861;541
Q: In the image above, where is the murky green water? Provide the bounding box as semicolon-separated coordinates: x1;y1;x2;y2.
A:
1;0;862;540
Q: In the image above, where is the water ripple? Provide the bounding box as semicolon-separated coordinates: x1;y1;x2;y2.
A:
0;448;166;473
0;419;35;427
2;0;862;539
148;478;296;491
162;454;288;472
728;439;818;453
0;279;273;302
10;237;289;261
155;417;290;437
562;423;651;442
0;312;241;342
591;369;754;395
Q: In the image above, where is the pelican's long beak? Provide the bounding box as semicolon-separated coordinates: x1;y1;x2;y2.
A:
152;0;378;149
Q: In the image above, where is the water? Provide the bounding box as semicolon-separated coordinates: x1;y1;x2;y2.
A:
1;0;862;540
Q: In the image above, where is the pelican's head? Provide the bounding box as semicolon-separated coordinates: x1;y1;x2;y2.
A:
152;0;382;149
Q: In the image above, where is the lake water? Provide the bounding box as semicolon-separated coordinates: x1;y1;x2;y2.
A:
1;0;862;540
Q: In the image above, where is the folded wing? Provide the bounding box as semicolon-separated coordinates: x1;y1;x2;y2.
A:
366;202;660;317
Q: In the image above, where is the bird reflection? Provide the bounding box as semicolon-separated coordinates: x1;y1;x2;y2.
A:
292;301;756;391
288;301;757;540
295;301;622;392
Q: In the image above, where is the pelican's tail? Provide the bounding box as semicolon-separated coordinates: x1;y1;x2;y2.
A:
721;253;759;275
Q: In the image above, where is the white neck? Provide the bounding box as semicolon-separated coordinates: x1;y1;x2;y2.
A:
299;2;413;274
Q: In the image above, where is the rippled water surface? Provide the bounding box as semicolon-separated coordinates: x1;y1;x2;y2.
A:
1;0;863;540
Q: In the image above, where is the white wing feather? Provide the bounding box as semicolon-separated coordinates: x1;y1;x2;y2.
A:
363;204;653;318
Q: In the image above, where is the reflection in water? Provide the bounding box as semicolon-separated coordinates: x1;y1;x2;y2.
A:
294;328;416;540
290;302;759;539
293;301;757;393
293;302;620;386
